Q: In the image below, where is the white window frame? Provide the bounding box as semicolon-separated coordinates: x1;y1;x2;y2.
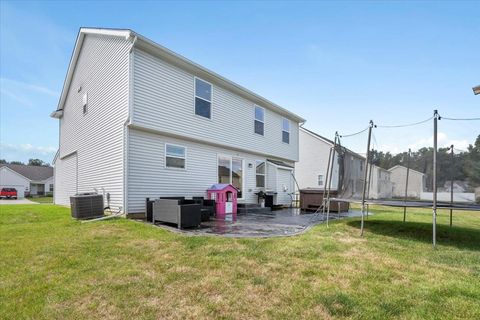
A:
193;77;213;120
254;105;265;136
255;160;266;188
165;143;187;170
217;154;245;200
282;118;290;144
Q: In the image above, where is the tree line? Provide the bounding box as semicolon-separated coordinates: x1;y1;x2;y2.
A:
0;158;52;167
371;134;480;191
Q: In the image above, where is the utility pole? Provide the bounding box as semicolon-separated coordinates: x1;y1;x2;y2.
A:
403;148;411;222
360;121;374;236
433;110;438;248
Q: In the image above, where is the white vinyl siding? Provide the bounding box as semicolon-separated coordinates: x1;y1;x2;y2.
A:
266;162;277;190
295;129;340;190
55;34;131;209
127;128;277;213
54;153;77;205
276;168;294;205
0;167;30;198
131;48;299;162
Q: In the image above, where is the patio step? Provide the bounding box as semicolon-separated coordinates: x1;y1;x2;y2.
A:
237;203;261;208
237;206;272;215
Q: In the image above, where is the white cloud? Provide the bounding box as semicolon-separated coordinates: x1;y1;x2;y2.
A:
0;88;34;107
408;132;469;151
0;143;57;163
1;143;57;155
0;78;59;97
0;78;59;108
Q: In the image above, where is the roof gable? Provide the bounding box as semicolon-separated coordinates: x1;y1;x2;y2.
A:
0;164;53;181
388;165;425;176
52;28;305;123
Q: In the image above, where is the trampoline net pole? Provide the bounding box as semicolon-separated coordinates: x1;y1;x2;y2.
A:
325;133;338;226
433;110;438;248
322;146;333;215
449;145;454;227
403;148;411;222
361;121;374;236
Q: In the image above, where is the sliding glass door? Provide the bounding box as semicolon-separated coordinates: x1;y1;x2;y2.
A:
218;155;243;198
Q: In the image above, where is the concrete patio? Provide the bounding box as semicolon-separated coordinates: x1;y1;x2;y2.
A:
153;208;365;238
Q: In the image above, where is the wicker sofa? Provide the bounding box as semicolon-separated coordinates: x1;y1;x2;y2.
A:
193;197;216;221
152;198;201;229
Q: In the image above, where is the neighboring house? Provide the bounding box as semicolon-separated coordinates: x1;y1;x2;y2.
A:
51;28;305;214
0;164;54;198
368;165;393;199
296;127;365;198
388;165;425;199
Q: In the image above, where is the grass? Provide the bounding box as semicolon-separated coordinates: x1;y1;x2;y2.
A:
28;196;53;203
0;204;479;319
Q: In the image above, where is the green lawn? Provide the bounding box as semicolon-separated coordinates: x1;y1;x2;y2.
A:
0;204;479;319
29;196;53;203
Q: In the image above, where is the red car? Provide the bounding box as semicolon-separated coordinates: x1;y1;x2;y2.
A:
0;188;18;199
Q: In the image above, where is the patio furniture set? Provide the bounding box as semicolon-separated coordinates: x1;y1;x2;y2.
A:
145;183;238;229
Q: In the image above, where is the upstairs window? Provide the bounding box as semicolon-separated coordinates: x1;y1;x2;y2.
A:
318;174;324;186
194;78;212;119
165;144;186;169
282;118;290;144
254;106;265;135
256;160;266;188
82;93;88;115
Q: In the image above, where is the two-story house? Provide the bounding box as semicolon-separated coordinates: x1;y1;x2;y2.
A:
51;28;305;215
296;127;365;198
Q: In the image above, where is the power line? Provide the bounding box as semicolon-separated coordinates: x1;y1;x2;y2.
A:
376;116;434;128
439;116;480;121
339;126;369;138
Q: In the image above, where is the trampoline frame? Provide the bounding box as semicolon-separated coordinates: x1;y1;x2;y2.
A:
322;109;480;247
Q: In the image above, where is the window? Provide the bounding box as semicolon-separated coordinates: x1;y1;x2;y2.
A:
49;184;54;192
194;78;212;119
165;144;186;169
318;174;324;186
256;160;266;188
218;155;243;198
282;118;290;144
254;106;265;135
360;160;364;172
82;93;88;115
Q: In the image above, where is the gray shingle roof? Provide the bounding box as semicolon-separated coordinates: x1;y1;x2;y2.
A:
0;164;53;181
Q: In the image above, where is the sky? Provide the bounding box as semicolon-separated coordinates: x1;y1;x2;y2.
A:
0;0;479;164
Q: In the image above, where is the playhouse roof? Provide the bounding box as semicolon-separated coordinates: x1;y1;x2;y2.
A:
208;184;236;191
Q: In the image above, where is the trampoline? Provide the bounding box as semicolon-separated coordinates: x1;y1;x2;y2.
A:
318;109;480;247
333;198;480;211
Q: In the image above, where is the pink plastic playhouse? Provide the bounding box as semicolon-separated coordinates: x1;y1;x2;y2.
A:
207;183;238;217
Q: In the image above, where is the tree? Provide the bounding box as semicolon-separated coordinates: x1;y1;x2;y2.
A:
9;161;24;165
465;135;480;187
0;159;6;164
27;159;50;167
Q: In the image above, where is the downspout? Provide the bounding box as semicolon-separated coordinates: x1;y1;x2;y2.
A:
123;33;137;216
